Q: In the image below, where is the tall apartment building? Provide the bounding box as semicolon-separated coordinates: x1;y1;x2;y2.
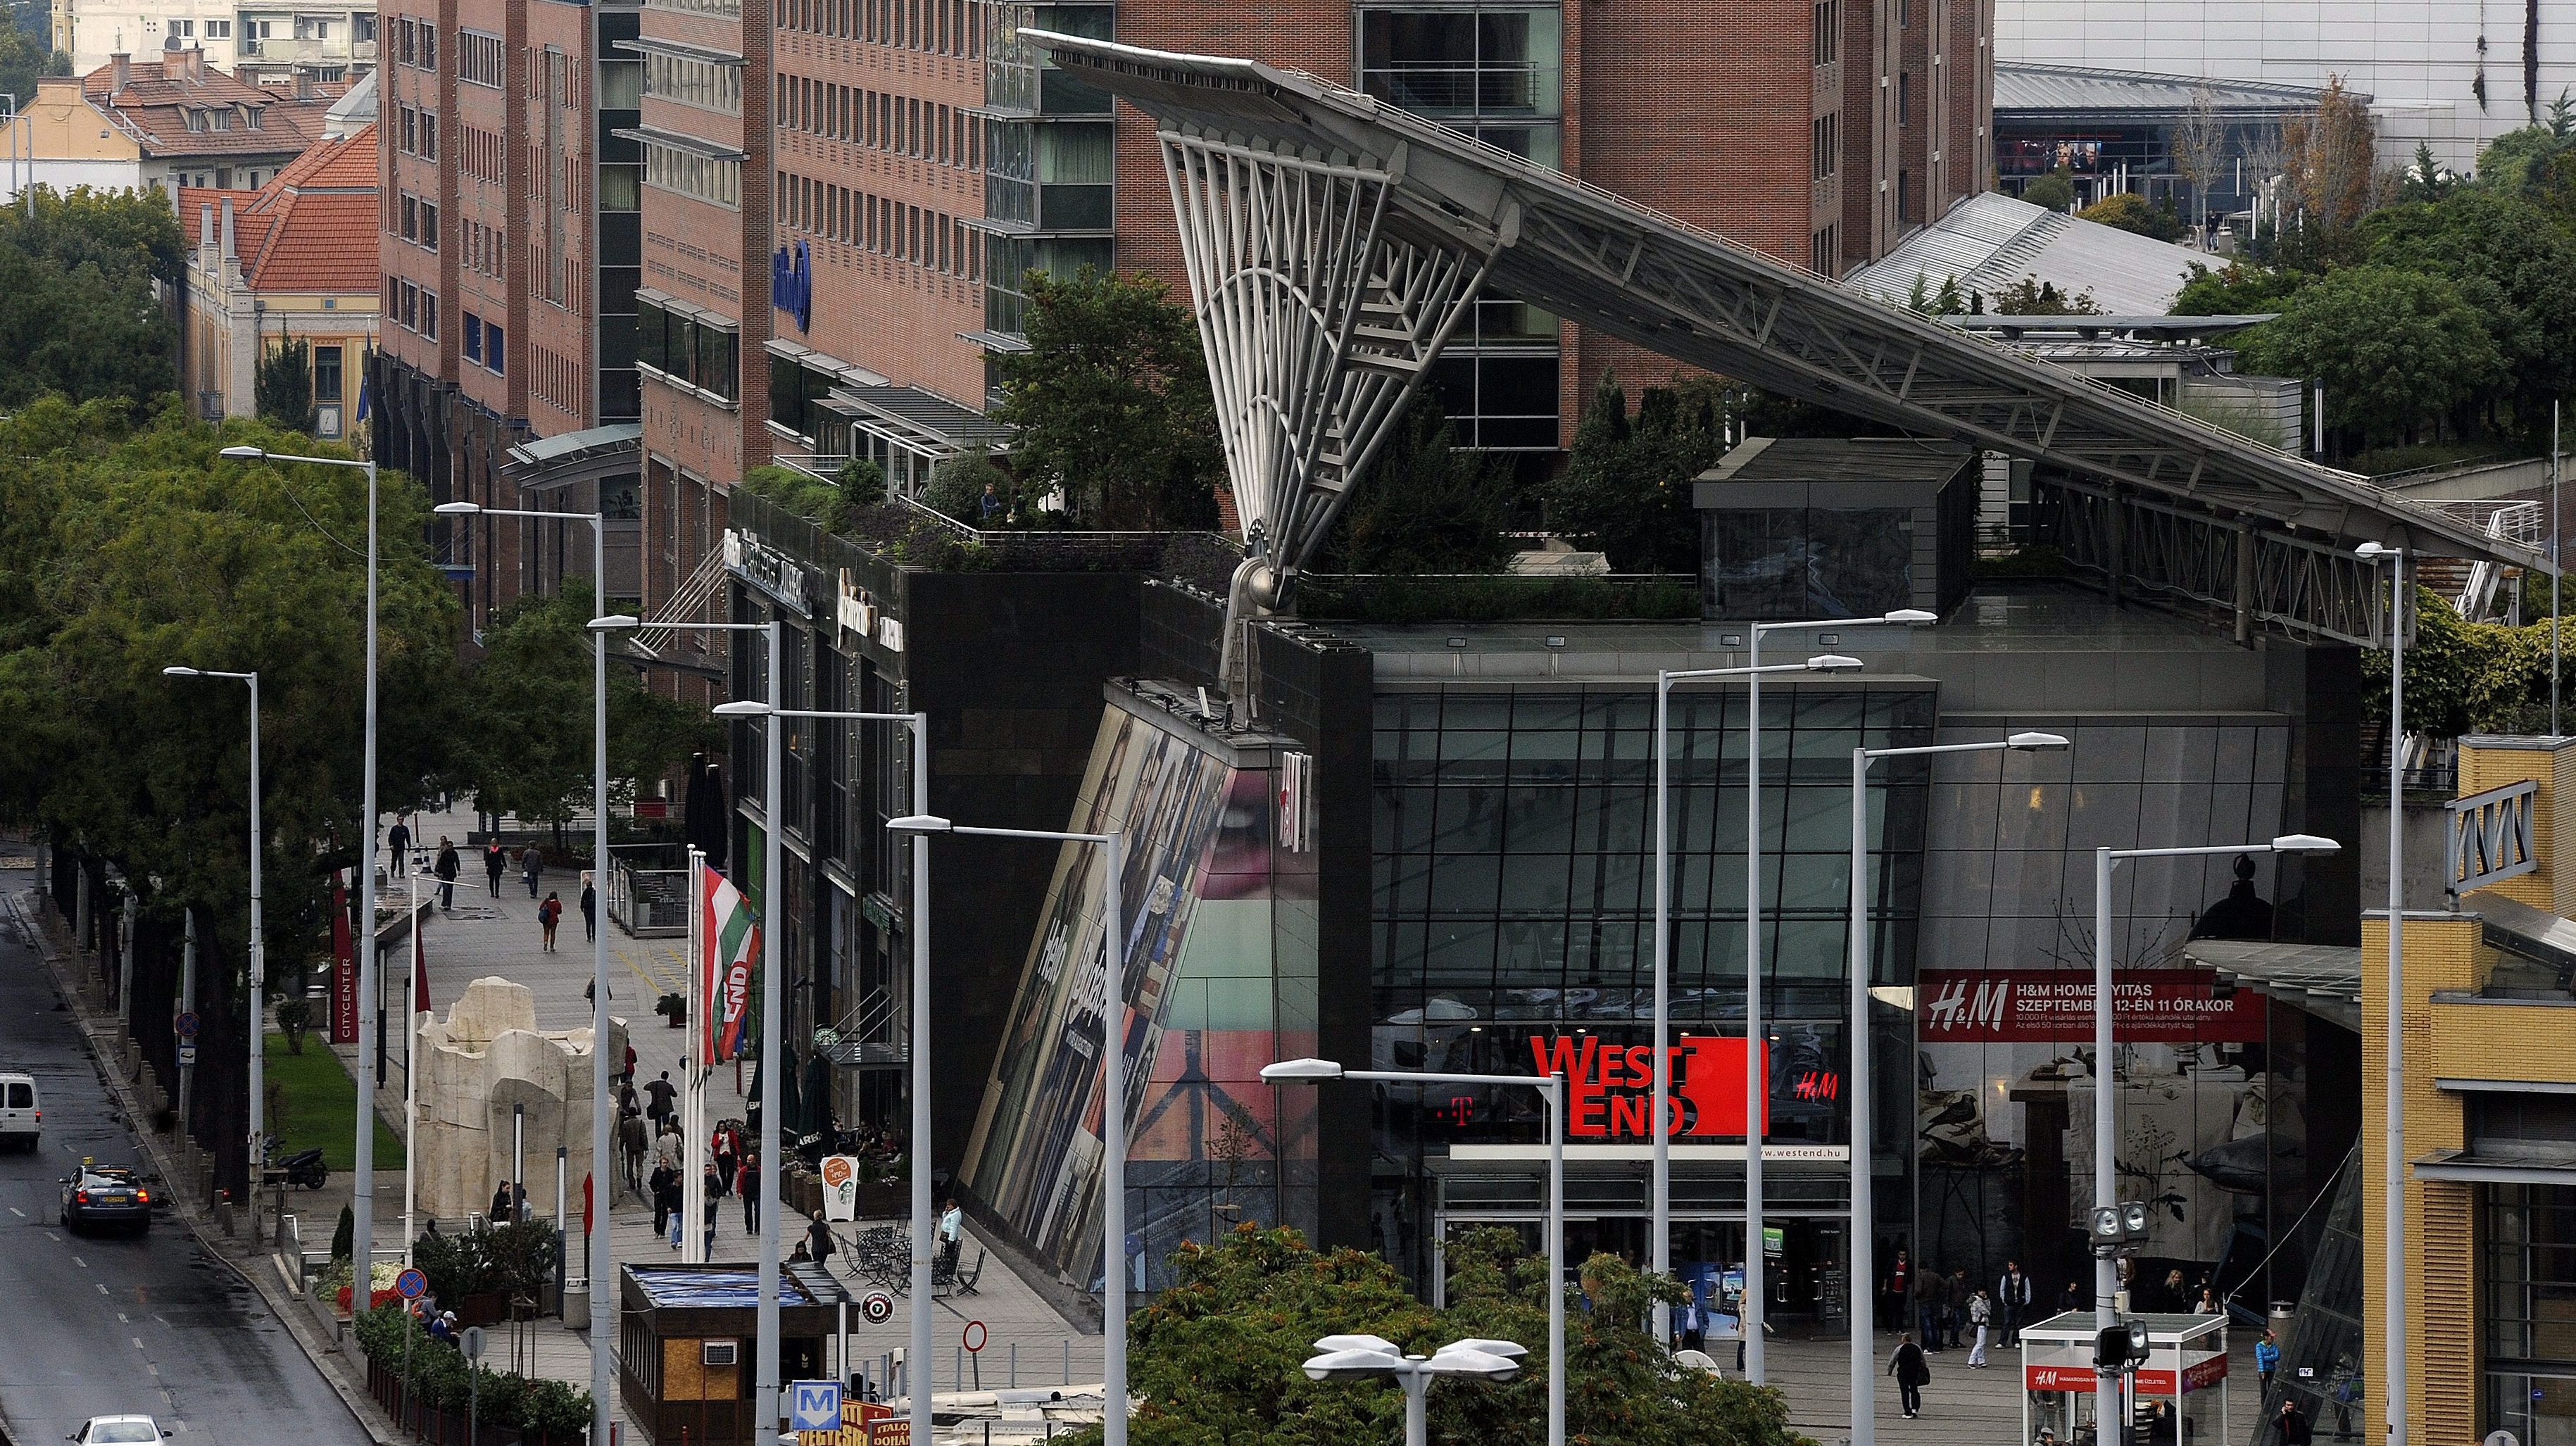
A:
51;0;378;85
374;0;646;636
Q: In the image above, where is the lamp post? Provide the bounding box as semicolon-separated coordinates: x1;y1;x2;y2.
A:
1263;1058;1565;1446
1300;1335;1527;1446
2089;833;2339;1331
1652;650;1868;1350
1846;730;2067;1446
712;691;926;1446
887;811;1127;1446
2356;538;2407;1446
434;498;631;1446
220;445;377;1269
1727;609;1934;1379
162;666;264;1171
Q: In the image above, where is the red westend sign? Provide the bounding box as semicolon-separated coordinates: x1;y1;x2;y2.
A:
1527;1036;1771;1139
1918;969;2263;1044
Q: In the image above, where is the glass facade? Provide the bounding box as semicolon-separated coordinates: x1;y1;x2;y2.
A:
2489;1183;2576;1445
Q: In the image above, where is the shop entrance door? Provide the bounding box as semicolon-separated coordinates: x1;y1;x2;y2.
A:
1434;1210;1854;1337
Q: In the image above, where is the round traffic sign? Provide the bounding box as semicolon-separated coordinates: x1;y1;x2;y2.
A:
859;1290;896;1325
962;1321;986;1354
395;1266;429;1300
461;1325;486;1362
175;1012;200;1041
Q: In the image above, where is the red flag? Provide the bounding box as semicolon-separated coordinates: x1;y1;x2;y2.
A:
582;1172;594;1236
413;913;431;1014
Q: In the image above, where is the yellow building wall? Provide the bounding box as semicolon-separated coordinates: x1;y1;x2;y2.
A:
2456;735;2576;917
16;75;138;163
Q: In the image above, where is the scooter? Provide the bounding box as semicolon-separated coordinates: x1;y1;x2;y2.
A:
271;1146;327;1190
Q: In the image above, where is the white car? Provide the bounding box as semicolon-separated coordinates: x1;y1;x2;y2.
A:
0;1072;39;1151
70;1418;163;1445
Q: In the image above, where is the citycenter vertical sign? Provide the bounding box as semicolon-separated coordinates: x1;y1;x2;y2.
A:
1528;1035;1776;1140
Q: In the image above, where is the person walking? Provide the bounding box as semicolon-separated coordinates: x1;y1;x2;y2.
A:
1676;1292;1706;1353
619;1108;648;1195
387;817;411;878
645;1070;678;1129
539;891;563;952
1947;1269;1971;1348
1966;1288;1992;1367
805;1209;836;1269
434;838;461;911
938;1196;964;1275
2256;1328;2281;1394
580;871;598;943
483;843;507;898
713;1124;739;1197
1883;1248;1912;1333
489;1178;513;1224
2276;1397;2313;1446
739;1149;760;1234
1888;1332;1930;1419
519;844;543;898
1997;1259;2033;1347
1918;1264;1950;1351
703;1167;722;1258
649;1160;675;1233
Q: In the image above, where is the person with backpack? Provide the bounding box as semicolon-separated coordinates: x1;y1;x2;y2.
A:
1887;1331;1931;1418
539;891;563;952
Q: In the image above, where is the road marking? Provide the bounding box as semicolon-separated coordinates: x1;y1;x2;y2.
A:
7;1205;21;1216
118;1312;127;1322
96;1282;108;1293
132;1335;144;1350
43;1230;57;1240
73;1255;87;1267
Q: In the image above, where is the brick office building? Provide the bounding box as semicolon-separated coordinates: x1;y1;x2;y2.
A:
375;0;647;636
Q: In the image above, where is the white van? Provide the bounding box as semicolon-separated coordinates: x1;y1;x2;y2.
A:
0;1074;39;1150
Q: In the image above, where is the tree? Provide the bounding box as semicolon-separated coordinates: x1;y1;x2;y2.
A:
919;448;1014;526
0;13;52;111
2232;265;2508;449
256;335;315;433
2021;169;2076;212
1539;372;1727;574
1053;1223;1810;1446
454;584;719;849
1325;404;1516;574
2174;83;2228;230
2077;192;2185;241
0;187;184;406
2172;261;2310;317
2362;187;2576;430
991;268;1222;531
2277;77;2383;265
1989;275;2102;315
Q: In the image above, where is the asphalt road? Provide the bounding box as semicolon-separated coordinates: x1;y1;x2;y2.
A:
0;877;362;1444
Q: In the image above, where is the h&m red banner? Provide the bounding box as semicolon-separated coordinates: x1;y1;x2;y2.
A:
1918;969;2263;1044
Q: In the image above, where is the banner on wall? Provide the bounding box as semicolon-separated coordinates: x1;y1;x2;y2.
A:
1523;1035;1784;1139
1918;969;2263;1044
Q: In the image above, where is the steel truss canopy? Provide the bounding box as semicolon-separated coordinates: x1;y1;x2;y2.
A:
1028;32;2542;619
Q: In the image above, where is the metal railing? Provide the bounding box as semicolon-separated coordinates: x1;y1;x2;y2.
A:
608;848;688;938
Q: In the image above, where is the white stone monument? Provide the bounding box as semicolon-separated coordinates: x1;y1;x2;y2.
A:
415;976;627;1223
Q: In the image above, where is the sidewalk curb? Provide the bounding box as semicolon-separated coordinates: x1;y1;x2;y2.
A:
4;888;405;1446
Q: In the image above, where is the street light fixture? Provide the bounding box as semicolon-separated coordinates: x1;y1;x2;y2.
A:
886;810;1131;1446
162;666;265;1175
1300;1335;1526;1446
442;496;621;1446
1650;648;1867;1353
2355;539;2409;1446
224;444;382;1330
2090;832;2338;1332
1845;728;2066;1446
1262;1057;1566;1446
695;678;928;1446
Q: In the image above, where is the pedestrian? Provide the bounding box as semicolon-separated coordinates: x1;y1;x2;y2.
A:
429;1309;458;1343
646;1070;678;1128
1887;1331;1930;1419
938;1195;963;1275
2059;1280;2084;1313
1676;1292;1706;1353
1884;1248;1911;1332
1947;1269;1970;1347
2277;1397;2313;1446
739;1149;761;1234
2147;1400;2179;1446
2160;1268;2189;1312
435;838;461;910
520;844;543;898
653;1119;683;1176
620;1109;648;1195
489;1178;512;1224
805;1209;836;1268
2256;1328;2281;1393
1918;1264;1949;1350
713;1125;739;1197
622;1043;637;1087
618;1078;640;1118
539;891;563;951
979;480;1005;524
703;1168;722;1257
649;1162;675;1233
2193;1287;2220;1315
484;842;507;898
1966;1288;1992;1367
1997;1259;2032;1346
388;817;411;877
581;871;598;943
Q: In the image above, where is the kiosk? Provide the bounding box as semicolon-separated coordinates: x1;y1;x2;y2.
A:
2017;1312;2231;1446
618;1264;841;1445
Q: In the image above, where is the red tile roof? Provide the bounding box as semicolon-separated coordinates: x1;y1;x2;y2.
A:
83;51;338;158
180;125;379;296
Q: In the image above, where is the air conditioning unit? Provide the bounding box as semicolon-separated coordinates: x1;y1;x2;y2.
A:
703;1341;738;1366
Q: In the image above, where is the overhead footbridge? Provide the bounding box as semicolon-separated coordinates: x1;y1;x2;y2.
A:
1025;32;2538;650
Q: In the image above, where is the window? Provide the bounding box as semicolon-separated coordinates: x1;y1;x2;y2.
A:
643;49;741;113
313;344;343;405
462;311;483;363
1897;70;1911;127
420;113;435;158
641;137;742;207
294;16;331;41
637;296;739;402
1812;112;1839;180
1811;223;1838;275
460;30;503;86
353;12;372;41
1357;6;1563;168
2485;1184;2576;1446
170;18;194;36
1812;0;1835;63
486;323;505;376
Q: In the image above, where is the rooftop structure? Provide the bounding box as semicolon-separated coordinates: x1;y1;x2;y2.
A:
1845;190;2216;315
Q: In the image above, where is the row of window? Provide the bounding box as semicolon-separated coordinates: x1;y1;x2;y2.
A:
180;103;262;133
644;142;743;208
394;103;438;160
777;0;981;59
462;124;503;184
778;169;979;282
162;17;234;39
777;75;980;174
394;15;436;69
1812;0;1838;63
460;29;505;87
1812;112;1840;181
463;219;506;281
637;296;741;403
397;191;439;252
646;0;741;21
644;49;741;115
461;312;507;375
388;277;439;340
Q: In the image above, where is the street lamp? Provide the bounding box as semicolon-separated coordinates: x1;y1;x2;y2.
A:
1652;649;1868;1352
887;810;1129;1446
1263;1058;1566;1446
1730;608;1934;1381
222;445;382;1286
1846;729;2066;1446
708;690;926;1446
1300;1335;1526;1446
2355;538;2407;1446
2090;832;2339;1331
434;498;630;1446
163;666;264;1174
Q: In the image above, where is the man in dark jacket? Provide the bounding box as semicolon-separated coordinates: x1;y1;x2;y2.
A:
2277;1399;2313;1446
434;839;462;910
1887;1332;1930;1418
1997;1260;2034;1346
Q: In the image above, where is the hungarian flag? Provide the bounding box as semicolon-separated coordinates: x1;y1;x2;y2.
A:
700;865;759;1064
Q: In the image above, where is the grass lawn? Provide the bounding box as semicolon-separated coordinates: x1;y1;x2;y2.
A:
263;1032;403;1172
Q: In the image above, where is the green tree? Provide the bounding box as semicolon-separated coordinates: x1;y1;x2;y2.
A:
1326;405;1516;574
2232;265;2508;449
0;187;184;405
2363;585;2538;738
455;584;719;848
2362;187;2576;431
2077;191;2185;241
2171;261;2310;317
1988;275;2102;315
1539;373;1727;574
0;14;52;110
991;268;1222;531
256;336;315;433
2021;170;2076;211
919;448;1014;526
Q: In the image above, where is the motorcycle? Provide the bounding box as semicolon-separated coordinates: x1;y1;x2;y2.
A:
260;1143;327;1190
